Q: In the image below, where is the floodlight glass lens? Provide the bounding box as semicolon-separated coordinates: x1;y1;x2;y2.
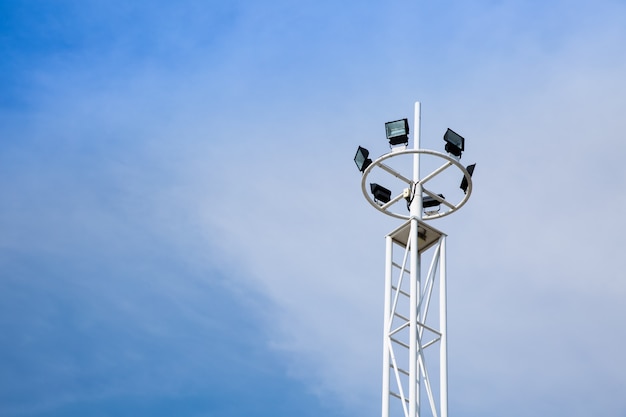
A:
355;148;367;165
386;122;405;137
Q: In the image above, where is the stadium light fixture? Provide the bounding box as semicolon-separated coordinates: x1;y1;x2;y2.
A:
443;128;464;158
422;194;445;208
370;183;392;204
354;146;372;173
460;163;476;194
385;119;410;146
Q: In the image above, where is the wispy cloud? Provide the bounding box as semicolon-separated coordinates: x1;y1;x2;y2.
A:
2;1;626;416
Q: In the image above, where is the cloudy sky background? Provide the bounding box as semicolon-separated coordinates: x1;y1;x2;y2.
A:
2;0;626;416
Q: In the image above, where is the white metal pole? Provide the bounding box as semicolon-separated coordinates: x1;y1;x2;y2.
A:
382;235;393;417
409;221;418;417
413;102;421;160
409;102;422;417
411;102;422;221
440;236;448;417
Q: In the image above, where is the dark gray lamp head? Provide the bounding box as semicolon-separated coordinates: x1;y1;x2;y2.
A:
443;128;465;157
422;194;445;208
460;163;476;194
385;119;410;146
370;183;392;204
354;146;372;173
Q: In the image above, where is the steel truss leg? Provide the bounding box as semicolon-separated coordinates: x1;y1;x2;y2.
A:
382;223;447;417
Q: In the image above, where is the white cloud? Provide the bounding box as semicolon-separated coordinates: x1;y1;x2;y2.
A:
3;1;626;416
191;2;626;415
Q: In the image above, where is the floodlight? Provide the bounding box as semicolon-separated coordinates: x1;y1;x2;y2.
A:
370;183;392;204
460;163;476;194
422;194;445;208
443;128;464;157
354;146;372;173
385;119;410;146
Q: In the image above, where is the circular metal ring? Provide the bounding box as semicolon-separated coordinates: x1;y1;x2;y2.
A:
360;149;473;220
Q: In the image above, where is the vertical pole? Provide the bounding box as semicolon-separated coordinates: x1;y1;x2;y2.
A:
382;236;393;417
409;220;419;417
413;102;421;157
411;102;422;219
409;102;422;417
440;236;449;417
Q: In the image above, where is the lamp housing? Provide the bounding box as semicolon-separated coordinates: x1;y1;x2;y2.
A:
370;183;392;204
385;119;410;146
443;128;464;157
354;146;372;173
422;194;445;208
460;163;476;194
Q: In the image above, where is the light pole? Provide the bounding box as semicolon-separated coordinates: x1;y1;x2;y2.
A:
354;101;475;417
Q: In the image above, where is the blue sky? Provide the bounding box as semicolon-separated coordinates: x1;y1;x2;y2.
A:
2;1;626;416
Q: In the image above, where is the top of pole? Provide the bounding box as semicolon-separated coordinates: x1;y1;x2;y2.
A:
410;102;422;220
413;102;421;152
356;101;475;221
